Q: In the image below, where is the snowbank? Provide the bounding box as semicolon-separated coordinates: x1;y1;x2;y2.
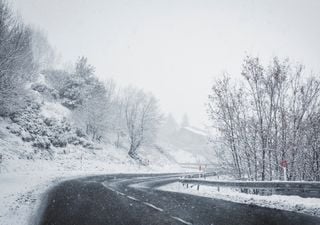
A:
159;182;320;217
0;171;77;225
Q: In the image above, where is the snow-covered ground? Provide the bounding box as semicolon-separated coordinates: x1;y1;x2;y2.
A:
0;157;185;225
1;170;90;225
0;119;185;225
0;108;191;225
159;182;320;217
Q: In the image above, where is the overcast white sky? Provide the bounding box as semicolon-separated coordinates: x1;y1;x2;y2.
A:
10;0;320;128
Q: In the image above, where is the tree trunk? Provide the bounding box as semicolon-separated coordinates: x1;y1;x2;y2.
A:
128;144;136;158
268;147;272;181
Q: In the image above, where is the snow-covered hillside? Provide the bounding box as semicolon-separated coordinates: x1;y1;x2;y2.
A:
0;101;185;225
0;73;204;225
157;117;216;165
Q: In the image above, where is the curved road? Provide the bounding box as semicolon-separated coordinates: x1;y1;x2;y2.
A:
36;174;320;225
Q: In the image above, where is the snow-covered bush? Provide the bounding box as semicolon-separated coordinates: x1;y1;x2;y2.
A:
31;83;59;100
50;135;68;147
6;98;93;153
59;79;83;109
32;136;51;149
21;130;33;142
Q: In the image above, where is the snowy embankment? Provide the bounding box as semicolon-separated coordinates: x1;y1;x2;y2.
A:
0;158;184;225
158;182;320;217
0;129;184;225
0;111;188;225
0;170;90;225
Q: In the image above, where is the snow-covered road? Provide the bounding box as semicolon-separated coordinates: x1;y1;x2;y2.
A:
0;158;183;225
36;174;320;225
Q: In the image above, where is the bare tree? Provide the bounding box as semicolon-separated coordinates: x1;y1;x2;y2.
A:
122;87;162;158
73;79;116;142
208;56;320;181
208;75;243;179
112;90;126;148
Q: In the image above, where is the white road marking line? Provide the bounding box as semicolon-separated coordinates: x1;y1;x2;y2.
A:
143;202;164;212
116;191;126;196
103;179;192;225
170;216;193;225
102;183;126;196
102;183;116;192
127;195;139;201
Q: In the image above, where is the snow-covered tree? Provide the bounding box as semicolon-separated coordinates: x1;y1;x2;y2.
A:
111;90;127;148
69;57;116;142
208;56;320;181
31;28;58;70
0;0;36;116
75;56;94;80
73;82;114;141
122;87;162;158
56;57;96;109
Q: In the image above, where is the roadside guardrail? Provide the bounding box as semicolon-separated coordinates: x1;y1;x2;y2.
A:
177;177;320;197
179;179;320;190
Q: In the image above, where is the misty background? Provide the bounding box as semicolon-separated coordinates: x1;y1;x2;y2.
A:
10;0;320;128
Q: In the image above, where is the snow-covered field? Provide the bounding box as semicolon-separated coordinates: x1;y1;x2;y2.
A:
159;182;320;217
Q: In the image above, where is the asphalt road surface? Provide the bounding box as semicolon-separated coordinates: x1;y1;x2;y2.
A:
35;173;320;225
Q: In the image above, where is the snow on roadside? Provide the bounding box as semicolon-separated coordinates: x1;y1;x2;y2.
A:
0;113;186;225
0;171;76;225
0;158;183;225
158;182;320;217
